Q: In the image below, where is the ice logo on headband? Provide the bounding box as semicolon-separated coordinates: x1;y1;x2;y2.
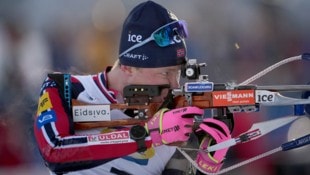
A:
127;33;182;45
128;33;143;43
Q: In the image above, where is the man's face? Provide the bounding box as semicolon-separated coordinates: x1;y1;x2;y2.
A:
128;65;181;103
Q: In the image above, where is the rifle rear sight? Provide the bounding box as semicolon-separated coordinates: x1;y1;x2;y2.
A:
181;59;208;81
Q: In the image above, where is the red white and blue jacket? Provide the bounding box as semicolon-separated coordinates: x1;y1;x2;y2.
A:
34;67;175;175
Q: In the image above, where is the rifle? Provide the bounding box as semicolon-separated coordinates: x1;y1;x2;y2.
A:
71;54;310;175
73;54;310;130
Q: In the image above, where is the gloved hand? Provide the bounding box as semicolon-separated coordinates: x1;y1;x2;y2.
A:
146;107;204;146
195;118;231;174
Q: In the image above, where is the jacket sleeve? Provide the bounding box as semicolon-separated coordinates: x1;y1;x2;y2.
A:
33;75;152;173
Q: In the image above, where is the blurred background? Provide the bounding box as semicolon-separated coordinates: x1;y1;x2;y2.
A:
0;0;309;174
